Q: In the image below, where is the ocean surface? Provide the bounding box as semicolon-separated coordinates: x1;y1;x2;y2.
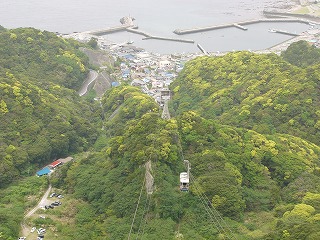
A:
0;0;310;54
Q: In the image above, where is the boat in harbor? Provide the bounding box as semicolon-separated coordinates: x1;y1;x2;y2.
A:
268;29;276;33
127;40;134;44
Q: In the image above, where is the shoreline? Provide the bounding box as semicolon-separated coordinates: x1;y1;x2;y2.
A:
64;0;320;57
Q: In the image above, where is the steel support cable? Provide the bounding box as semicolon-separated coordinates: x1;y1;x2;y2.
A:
128;177;146;240
174;123;236;238
135;194;151;240
189;174;226;236
200;192;236;239
203;194;236;240
140;195;151;237
190;173;233;239
190;173;237;240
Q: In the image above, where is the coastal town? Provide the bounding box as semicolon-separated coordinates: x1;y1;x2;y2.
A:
106;42;199;106
66;31;204;105
63;1;320;105
66;16;320;106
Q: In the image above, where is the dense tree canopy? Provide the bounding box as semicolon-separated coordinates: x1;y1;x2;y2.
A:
0;27;99;187
1;29;320;240
170;49;320;146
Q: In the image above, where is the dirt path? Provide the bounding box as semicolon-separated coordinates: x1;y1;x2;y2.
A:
21;185;52;236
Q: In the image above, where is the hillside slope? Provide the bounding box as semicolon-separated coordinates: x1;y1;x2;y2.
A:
0;27;99;187
50;84;320;239
170;48;320;146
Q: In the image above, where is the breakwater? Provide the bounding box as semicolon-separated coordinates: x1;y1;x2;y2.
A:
197;44;209;55
82;16;137;36
173;18;315;35
126;28;194;43
82;16;194;43
84;25;135;35
263;10;320;23
271;29;300;36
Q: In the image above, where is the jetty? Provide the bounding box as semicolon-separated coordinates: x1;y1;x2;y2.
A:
197;44;209;55
270;29;300;36
82;16;137;36
233;23;248;30
127;27;194;43
174;18;313;35
80;16;194;44
143;36;194;43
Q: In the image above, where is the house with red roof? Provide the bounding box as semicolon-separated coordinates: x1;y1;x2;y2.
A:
48;160;62;169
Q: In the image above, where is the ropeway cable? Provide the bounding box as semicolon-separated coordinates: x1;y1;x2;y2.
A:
135;194;152;240
190;173;237;240
128;177;146;240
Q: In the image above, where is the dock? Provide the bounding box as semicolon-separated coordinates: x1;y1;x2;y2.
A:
174;18;312;35
233;23;248;30
143;36;194;43
197;44;209;55
126;28;150;37
271;29;299;36
82;16;137;36
84;25;135;36
127;27;194;43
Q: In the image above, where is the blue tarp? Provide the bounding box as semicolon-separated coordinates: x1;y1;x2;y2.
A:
37;167;51;176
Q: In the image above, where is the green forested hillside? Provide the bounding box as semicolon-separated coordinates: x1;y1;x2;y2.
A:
0;27;99;187
1;29;320;240
170;47;320;145
0;27;89;89
49;83;320;239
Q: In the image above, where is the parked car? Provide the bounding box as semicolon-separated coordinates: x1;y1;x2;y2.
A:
31;226;36;232
18;237;26;240
37;228;46;234
51;201;62;206
49;192;56;198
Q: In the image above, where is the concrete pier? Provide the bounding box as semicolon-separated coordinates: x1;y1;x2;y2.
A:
143;36;194;43
85;25;133;36
271;29;300;36
82;16;136;36
197;44;209;55
174;18;312;35
126;28;150;37
233;23;248;30
127;28;194;43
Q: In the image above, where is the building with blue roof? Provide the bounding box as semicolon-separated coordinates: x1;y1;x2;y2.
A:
36;167;51;177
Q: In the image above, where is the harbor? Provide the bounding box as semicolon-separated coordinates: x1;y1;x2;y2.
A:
65;14;319;55
173;18;317;35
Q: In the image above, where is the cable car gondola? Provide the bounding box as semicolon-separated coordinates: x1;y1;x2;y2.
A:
180;172;189;191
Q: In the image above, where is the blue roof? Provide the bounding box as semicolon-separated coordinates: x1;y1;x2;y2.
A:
123;54;135;60
37;167;51;176
112;82;120;87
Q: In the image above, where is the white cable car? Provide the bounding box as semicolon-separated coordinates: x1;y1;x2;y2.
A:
180;172;189;191
180;160;191;192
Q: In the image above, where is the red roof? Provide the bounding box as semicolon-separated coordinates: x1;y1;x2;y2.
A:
49;160;62;168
